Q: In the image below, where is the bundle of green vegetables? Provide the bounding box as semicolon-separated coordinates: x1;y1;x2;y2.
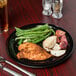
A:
15;24;55;45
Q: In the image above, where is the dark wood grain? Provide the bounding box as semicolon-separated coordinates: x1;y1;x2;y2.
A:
0;0;76;76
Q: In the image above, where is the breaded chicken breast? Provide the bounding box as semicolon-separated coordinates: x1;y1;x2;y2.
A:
17;42;52;60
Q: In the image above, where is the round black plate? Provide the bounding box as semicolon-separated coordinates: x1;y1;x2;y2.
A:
7;23;73;68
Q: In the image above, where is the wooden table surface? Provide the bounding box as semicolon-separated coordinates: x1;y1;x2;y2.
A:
0;0;76;76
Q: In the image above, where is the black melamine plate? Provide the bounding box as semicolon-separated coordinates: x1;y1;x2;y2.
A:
7;23;73;68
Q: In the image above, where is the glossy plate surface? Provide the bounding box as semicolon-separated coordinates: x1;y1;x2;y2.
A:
7;23;73;68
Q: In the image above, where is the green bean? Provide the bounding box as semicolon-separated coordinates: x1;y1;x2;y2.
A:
15;24;50;36
16;29;50;36
31;32;52;43
15;37;27;40
18;39;23;45
15;24;55;45
50;29;55;35
15;32;48;40
15;24;49;32
25;24;49;31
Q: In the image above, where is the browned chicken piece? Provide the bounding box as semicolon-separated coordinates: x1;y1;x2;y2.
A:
17;42;52;60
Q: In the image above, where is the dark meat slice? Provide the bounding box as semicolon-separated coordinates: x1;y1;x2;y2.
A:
56;30;65;37
60;35;68;49
17;42;52;60
56;30;66;43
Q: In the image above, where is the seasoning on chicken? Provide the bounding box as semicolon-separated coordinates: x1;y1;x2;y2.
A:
17;42;52;60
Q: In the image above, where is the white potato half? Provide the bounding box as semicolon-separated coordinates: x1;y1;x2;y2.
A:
43;36;57;50
50;50;66;57
43;47;51;52
53;43;61;50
